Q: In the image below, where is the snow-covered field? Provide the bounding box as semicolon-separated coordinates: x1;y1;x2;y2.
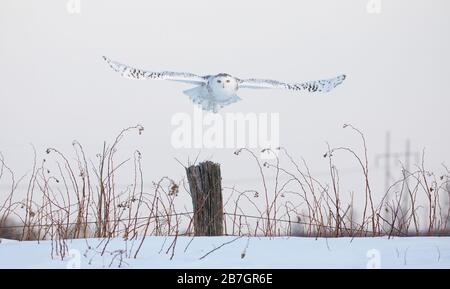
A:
0;236;449;269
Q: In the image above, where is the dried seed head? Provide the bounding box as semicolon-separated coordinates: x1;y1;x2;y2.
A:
137;124;144;135
169;182;179;196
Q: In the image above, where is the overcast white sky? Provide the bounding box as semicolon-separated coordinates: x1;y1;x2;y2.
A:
1;0;449;197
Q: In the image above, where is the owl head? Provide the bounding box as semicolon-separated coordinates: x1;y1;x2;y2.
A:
210;73;238;92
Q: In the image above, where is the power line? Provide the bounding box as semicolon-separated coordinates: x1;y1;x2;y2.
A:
375;132;419;221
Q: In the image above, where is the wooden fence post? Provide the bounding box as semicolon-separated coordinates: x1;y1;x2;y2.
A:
186;161;223;236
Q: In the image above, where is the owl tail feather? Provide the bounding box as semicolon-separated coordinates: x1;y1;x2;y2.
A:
183;85;241;113
183;86;216;112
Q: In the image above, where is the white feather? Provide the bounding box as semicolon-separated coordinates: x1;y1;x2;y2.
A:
103;56;346;113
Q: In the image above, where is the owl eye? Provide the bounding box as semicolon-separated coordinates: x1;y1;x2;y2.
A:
217;80;221;83
226;80;230;83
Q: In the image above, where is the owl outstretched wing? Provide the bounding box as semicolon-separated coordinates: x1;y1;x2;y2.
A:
103;56;208;85
238;74;346;93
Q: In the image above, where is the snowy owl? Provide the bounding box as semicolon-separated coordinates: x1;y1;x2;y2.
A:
103;56;346;113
